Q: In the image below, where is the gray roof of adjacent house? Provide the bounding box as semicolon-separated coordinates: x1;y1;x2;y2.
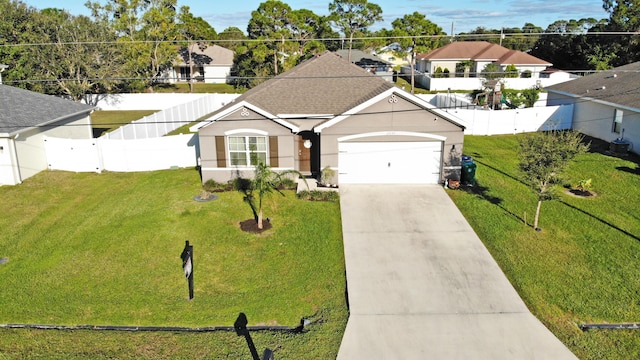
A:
220;52;394;116
0;84;94;136
545;61;640;110
176;44;234;66
335;49;394;67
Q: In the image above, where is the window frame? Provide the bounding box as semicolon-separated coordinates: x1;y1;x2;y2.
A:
227;135;268;167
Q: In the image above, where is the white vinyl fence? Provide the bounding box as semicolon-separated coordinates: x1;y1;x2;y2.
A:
44;90;575;175
44;134;198;173
104;94;239;140
88;93;216;110
441;104;574;135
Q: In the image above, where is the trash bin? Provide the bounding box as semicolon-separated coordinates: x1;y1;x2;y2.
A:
461;156;476;186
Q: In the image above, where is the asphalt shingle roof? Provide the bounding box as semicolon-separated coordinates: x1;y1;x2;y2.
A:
222;52;394;116
335;49;393;67
0;84;94;136
176;44;234;66
545;61;640;110
417;41;551;65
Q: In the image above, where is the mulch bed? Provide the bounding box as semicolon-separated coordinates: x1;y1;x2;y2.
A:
565;189;597;198
239;219;272;233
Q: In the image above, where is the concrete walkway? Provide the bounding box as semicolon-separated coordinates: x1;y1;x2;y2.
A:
336;185;577;359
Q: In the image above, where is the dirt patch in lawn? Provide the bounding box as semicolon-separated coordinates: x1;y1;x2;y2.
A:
565;189;597;198
239;219;272;233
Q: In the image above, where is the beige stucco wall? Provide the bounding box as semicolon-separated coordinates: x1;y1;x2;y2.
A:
428;61;457;75
320;94;465;183
198;107;298;183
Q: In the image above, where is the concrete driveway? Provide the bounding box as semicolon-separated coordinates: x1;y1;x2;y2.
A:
336;185;577;359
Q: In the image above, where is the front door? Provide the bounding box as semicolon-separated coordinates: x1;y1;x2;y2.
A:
298;136;311;173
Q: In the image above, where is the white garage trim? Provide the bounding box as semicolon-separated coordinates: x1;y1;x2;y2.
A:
338;140;443;184
337;131;446;142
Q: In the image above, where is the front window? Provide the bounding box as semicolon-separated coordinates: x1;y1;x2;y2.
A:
228;136;267;166
179;67;190;81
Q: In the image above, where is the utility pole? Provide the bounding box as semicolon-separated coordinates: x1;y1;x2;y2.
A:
450;22;454;43
410;39;416;94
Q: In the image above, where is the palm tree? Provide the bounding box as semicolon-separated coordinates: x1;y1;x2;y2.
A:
234;162;307;230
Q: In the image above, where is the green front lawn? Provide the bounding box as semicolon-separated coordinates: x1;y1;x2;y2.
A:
448;135;640;360
0;169;346;359
91;110;158;137
2;133;639;359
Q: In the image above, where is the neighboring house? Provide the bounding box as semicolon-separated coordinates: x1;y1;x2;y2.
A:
413;41;564;91
0;85;94;185
335;49;395;82
540;67;574;80
373;43;409;67
162;44;234;84
190;52;466;185
546;61;640;155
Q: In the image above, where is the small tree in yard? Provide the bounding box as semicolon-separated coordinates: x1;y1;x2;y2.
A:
234;162;306;230
481;63;501;80
518;130;589;230
504;64;518;78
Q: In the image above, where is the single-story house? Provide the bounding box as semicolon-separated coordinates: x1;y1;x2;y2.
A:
546;61;640;155
162;44;234;84
413;41;559;91
190;52;466;185
335;49;395;82
540;67;574;80
416;41;552;78
373;43;409;67
0;84;95;185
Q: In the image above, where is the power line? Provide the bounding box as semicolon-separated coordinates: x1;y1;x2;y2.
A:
3;88;637;131
6;68;640;87
1;31;638;48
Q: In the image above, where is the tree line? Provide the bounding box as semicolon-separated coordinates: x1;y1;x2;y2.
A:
1;0;638;101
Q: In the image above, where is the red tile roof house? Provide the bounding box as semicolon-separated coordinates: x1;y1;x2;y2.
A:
414;41;562;91
190;52;466;185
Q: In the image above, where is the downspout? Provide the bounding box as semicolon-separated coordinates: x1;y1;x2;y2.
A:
8;135;22;185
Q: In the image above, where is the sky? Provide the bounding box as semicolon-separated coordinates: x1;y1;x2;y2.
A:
22;0;609;35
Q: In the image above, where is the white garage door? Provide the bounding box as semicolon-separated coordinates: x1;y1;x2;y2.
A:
338;141;442;184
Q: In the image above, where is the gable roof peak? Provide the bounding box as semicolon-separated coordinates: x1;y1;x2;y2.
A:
216;51;394;117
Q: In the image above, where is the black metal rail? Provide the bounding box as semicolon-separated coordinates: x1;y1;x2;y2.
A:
0;322;302;333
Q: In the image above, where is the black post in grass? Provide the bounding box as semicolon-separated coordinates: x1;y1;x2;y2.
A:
180;241;194;300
